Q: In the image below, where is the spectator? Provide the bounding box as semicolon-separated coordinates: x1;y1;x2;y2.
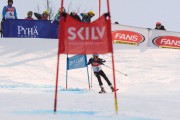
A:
155;22;166;30
2;0;17;21
80;11;95;23
54;7;66;22
34;10;49;20
114;21;119;24
25;11;33;20
70;10;81;21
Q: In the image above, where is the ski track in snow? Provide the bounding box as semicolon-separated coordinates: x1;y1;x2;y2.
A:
0;38;180;120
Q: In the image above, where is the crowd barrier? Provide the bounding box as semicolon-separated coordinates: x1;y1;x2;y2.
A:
2;19;58;39
112;24;180;49
1;20;180;50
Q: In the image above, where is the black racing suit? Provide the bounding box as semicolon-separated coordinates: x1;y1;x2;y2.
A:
87;58;112;86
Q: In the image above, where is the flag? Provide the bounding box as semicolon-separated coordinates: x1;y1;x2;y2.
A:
67;54;87;70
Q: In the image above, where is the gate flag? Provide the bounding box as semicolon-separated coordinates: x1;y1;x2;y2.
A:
67;54;87;70
59;13;112;54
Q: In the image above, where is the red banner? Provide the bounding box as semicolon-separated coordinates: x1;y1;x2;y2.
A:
58;14;112;54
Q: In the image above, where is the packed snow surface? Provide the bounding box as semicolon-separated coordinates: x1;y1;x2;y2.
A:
0;38;180;120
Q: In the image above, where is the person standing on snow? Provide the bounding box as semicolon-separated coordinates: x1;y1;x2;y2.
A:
25;11;34;20
87;54;115;93
155;22;166;30
80;11;95;23
2;0;17;20
34;10;49;20
53;7;66;23
70;10;81;21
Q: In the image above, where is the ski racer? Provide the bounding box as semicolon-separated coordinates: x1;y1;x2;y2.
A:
87;54;115;93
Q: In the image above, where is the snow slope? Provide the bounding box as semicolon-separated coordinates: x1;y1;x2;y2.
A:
0;38;180;120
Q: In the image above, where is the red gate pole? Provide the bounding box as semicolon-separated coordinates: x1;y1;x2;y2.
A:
54;54;60;112
111;52;118;114
54;0;64;113
99;0;101;18
106;0;119;114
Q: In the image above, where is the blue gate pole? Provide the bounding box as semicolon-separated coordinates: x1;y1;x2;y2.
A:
66;54;69;90
85;55;90;90
86;66;90;90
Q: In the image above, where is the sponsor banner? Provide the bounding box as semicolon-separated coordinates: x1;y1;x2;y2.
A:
67;55;87;70
112;24;148;46
149;30;180;49
2;19;58;39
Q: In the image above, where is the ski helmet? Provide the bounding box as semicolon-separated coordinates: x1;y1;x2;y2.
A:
156;22;161;26
43;10;49;15
8;0;13;4
93;54;99;58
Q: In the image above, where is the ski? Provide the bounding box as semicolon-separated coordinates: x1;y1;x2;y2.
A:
98;89;119;94
99;91;106;94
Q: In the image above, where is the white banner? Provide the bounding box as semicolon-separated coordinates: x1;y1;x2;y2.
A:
149;30;180;49
112;24;149;47
112;24;180;50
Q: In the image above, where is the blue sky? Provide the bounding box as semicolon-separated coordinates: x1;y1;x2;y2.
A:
1;0;180;32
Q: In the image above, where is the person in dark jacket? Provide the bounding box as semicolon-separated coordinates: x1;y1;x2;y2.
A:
34;10;49;20
114;21;119;24
87;54;115;93
70;11;81;21
155;22;166;30
80;11;95;23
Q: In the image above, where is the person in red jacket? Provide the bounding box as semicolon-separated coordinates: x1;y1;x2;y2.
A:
25;11;34;20
87;54;115;93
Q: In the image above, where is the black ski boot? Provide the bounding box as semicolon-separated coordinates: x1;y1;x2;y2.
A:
99;86;106;93
110;86;119;92
110;86;115;92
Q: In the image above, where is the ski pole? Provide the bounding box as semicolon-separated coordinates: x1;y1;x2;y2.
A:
90;67;93;88
103;64;128;76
